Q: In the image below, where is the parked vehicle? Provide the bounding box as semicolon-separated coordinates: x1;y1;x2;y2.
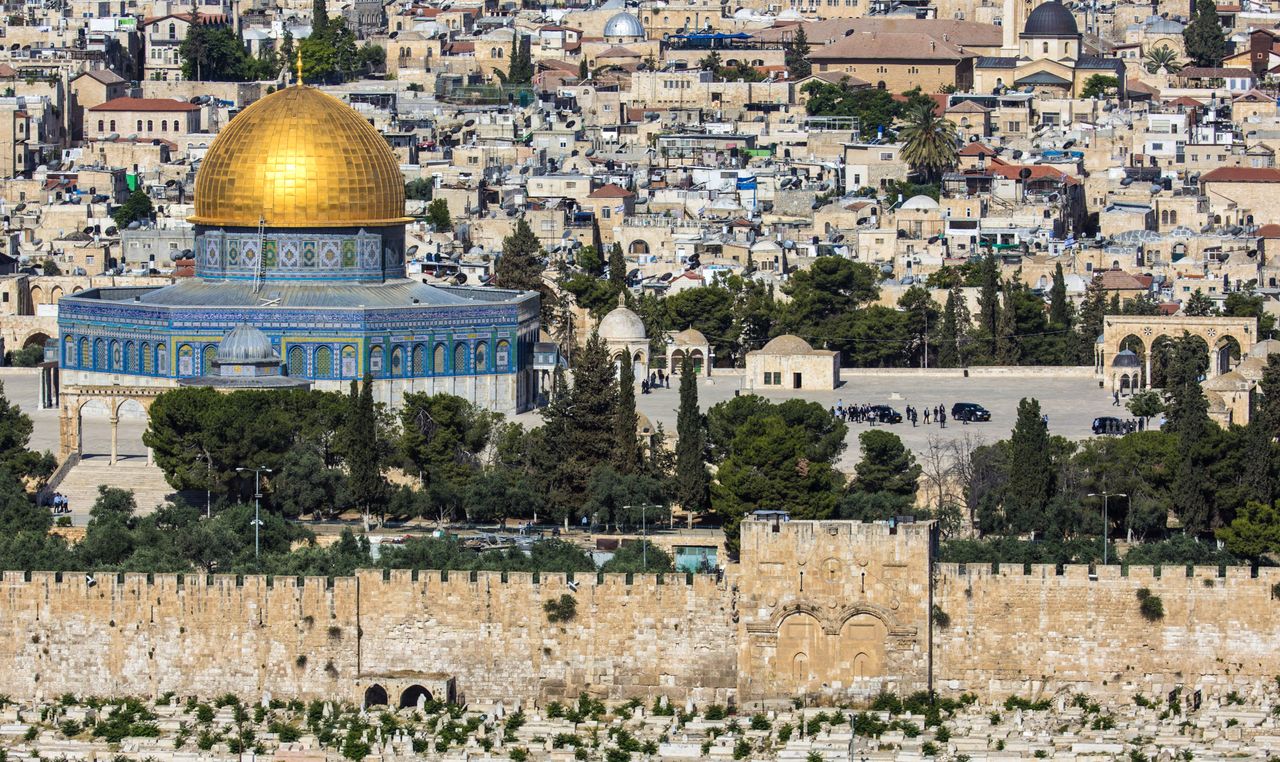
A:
951;402;992;422
868;405;903;424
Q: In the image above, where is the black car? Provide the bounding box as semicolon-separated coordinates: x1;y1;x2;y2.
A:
1092;416;1122;435
951;402;991;422
868;405;903;424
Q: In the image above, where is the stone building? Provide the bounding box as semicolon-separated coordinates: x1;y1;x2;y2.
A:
744;334;839;391
597;295;649;378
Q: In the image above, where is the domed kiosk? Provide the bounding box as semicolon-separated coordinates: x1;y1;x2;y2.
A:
598;294;649;379
602;11;645;42
57;84;541;456
744;334;839;391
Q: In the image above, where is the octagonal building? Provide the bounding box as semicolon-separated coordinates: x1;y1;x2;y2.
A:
57;84;540;419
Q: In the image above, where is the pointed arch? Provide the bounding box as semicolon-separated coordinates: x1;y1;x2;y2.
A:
315;345;333;378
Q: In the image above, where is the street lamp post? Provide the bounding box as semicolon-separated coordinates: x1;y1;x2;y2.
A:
1087;491;1127;565
195;453;212;518
236;466;272;559
623;504;663;571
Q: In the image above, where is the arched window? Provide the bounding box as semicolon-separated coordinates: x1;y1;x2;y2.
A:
157;343;168;374
64;336;75;367
315;345;333;377
161;120;168;131
123;341;135;372
202;344;217;374
97;119;104;132
94;338;106;370
496;340;511;370
1170;210;1178;225
178;344;194;376
341;345;356;377
369;346;384;376
136;120;143;131
433;343;446;373
147;120;153;131
141;342;153;373
475;341;488;372
391;346;404;376
288;345;306;376
109;120;115;131
80;337;91;367
412;344;425;375
453;342;468;373
168;22;176;38
1042;41;1049;53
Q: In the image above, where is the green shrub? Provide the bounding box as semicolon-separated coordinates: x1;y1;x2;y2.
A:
510;748;529;762
733;738;752;759
922;741;939;756
750;713;770;731
703;704;728;721
544;594;578;623
1139;593;1165;621
776;722;793;743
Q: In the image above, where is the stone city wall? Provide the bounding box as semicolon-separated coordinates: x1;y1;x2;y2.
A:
933;562;1280;701
3;526;1280;706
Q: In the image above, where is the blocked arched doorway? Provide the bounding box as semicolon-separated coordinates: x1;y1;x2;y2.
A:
364;684;388;708
399;685;432;709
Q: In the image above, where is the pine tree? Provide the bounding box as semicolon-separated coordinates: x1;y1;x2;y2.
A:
1164;334;1217;534
613;358;639;474
495;217;544;292
426;198;452;232
784;26;811;79
1075;275;1107;362
1184;0;1226;67
1163;334;1210;436
344;374;385;526
674;356;710;516
1004;398;1054;535
608;242;626;293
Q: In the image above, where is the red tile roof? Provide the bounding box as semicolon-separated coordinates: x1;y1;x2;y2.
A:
959;141;996;156
89;97;198;112
589;183;634;199
1257;223;1280;237
1201;167;1280;183
987;157;1079;185
1097;269;1147;291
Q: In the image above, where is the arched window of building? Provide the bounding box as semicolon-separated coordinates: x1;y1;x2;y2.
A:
412;344;425;375
475;341;488;372
136;120;143;131
341;345;356;377
168;22;176;38
496;340;510;370
391;346;404;376
109;119;115;131
453;342;468;373
433;343;446;373
178;344;194;376
202;344;217;374
97;120;104;132
157;343;168;374
123;341;135;372
80;337;91;368
94;338;106;370
369;346;384;376
161;120;168;131
141;342;153;374
64;336;75;367
288;345;306;376
315;345;333;377
147;120;153;131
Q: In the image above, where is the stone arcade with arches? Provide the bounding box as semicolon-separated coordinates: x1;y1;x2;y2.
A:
1097;315;1255;394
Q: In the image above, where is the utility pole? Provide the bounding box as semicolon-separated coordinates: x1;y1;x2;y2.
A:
237;466;272;559
1087;491;1127;564
623;503;662;571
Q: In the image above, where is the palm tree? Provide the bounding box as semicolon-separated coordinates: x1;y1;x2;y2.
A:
1144;44;1184;74
897;102;959;183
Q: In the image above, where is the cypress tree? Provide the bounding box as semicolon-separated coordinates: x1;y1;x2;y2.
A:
312;0;328;36
608;242;626;293
674;356;710;516
507;34;521;83
495;217;544;293
537;333;617;519
937;285;965;368
784;26;811;79
613;357;639;474
344;373;385;525
1049;263;1070;328
976;253;1000;356
995;287;1018;364
1004;397;1053;535
1164;334;1217;534
579;57;589;80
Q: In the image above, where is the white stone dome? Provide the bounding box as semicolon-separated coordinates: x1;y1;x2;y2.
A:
604;11;645;38
217;324;278;364
901;194;940;211
599;304;647;341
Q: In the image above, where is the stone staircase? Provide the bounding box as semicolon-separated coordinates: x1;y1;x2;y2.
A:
52;455;177;524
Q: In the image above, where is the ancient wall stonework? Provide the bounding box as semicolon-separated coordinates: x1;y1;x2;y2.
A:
932;562;1280;700
4;523;1280;706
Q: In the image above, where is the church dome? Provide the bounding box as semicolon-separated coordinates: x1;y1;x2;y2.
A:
603;11;645;38
1023;0;1079;37
217;324;278;364
901;194;940;211
599;303;647;341
190;86;410;229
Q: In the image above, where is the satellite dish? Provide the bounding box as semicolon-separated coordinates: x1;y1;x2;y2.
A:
1018;168;1032;180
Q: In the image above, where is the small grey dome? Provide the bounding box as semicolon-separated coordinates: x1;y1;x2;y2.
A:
1112;348;1140;368
599;305;647;341
604;11;645;38
1023;0;1079;37
217;324;278;364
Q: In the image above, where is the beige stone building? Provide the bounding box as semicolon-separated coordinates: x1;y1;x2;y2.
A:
86;97;200;141
744;334;839;391
1200;167;1280;227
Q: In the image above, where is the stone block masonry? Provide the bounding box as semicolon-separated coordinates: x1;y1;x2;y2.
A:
2;523;1280;706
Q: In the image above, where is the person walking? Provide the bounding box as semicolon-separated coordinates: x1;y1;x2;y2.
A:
924;408;931;425
1113;391;1121;406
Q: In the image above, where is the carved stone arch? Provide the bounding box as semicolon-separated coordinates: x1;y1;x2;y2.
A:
765;600;834;633
830;602;900;636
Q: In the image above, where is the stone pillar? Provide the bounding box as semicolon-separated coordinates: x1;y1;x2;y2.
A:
1145;352;1152;390
146;447;153;466
109;415;119;465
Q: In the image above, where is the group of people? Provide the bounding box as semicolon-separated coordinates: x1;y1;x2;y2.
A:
904;404;947;427
48;493;71;514
1100;417;1146;435
829;402;949;427
640;370;671;395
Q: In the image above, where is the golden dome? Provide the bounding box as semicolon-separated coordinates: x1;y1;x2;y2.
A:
189;86;410;228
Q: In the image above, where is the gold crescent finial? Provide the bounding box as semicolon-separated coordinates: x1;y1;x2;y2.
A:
296;47;303;86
